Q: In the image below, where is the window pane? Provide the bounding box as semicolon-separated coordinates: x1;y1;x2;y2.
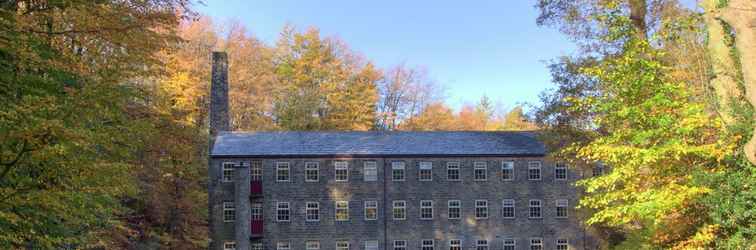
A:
365;201;378;220
364;161;378;181
305;162;319;182
335;161;349;182
502;161;514;180
335;201;349;221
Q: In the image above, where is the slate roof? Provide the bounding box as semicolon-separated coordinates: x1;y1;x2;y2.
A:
211;131;546;157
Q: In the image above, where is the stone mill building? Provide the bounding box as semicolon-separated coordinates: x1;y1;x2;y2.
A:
207;52;598;250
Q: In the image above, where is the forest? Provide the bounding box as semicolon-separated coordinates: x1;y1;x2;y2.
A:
0;0;754;249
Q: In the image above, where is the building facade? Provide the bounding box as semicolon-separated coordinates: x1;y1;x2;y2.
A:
207;52;596;250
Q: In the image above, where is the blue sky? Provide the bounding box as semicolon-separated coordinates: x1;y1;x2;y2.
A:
197;1;580;111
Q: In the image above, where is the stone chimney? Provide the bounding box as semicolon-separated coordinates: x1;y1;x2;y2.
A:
210;51;230;139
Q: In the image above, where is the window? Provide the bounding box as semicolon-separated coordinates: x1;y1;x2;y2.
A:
529;200;542;218
530;238;543;250
335;201;349;221
502;161;514;181
556;199;568;218
393;200;406;220
420;200;433;220
223;201;235;222
503;239;516;250
502;199;515;218
364;161;378;181
222;162;235;182
251;243;263;250
365;240;379;250
251;203;263;220
555;163;567;180
419;162;433;181
251;161;262;181
556;239;569;250
448;200;461;220
593;163;605;177
306;241;320;250
528;161;541;180
336;241;350;250
335;161;349;182
474;162;487;181
277;241;291;250
276;162;290;182
305;162;319;182
276;202;290;222
392;162;405;181
393;240;407;250
223;241;236;250
476;240;488;250
475;200;488;219
306;202;319;221
365;201;378;220
447;162;460;181
449;239;461;250
421;239;434;250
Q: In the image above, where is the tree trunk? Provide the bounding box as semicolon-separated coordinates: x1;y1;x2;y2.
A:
703;0;756;165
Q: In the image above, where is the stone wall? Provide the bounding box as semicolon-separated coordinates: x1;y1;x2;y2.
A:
208;156;599;250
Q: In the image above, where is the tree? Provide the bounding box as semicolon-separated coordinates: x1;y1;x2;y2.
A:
0;0;192;248
534;0;755;248
272;26;381;130
399;102;457;131
376;64;443;130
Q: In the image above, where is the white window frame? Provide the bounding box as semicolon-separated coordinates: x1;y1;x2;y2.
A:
305;162;319;182
556;239;569;250
365;240;379;250
420;200;433;220
364;200;378;220
251;203;263;220
277;241;291;250
393;240;407;250
276;162;290;182
447;161;460;181
593;163;605;177
502;199;515;219
336;241;350;250
251;242;263;250
222;162;235;182
503;239;516;250
223;241;236;250
393;200;406;220
556;199;568;218
528;161;542;180
502;161;515;181
475;200;488;219
276;202;290;222
392;162;406;181
223;201;235;222
449;239;461;250
421;239;434;250
306;202;320;222
364;161;378;182
530;238;543;250
448;200;461;220
418;161;433;181
529;199;542;218
555;163;567;180
335;161;349;182
306;240;320;250
476;240;489;250
251;161;262;181
474;161;487;181
335;201;349;221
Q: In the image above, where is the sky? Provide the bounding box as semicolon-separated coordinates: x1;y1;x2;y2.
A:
196;0;581;111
